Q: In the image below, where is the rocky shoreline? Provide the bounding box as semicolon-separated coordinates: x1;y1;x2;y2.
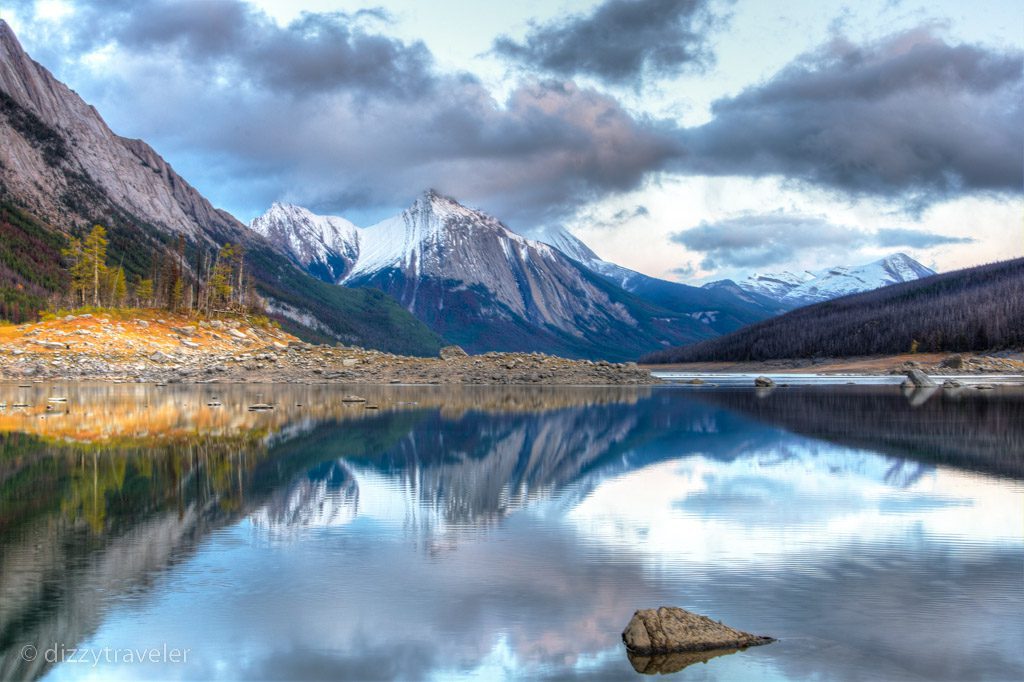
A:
0;314;658;386
646;351;1024;376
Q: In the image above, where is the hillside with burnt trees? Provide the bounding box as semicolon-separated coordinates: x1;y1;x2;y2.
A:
643;258;1024;363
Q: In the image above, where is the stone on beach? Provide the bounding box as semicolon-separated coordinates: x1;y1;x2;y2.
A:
904;369;937;387
622;606;774;655
439;345;469;360
754;376;775;387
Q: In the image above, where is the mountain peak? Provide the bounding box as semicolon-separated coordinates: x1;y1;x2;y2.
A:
409;188;471;219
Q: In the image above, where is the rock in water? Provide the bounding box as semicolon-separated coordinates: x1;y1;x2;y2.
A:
754;376;775;387
622;607;774;655
905;369;936;387
439;345;469;360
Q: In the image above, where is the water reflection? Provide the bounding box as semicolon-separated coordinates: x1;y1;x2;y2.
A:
0;384;1020;681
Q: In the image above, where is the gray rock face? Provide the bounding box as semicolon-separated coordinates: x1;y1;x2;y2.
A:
622;607;774;655
0;21;243;243
905;369;937;387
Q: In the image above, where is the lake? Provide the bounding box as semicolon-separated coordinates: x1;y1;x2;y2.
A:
1;383;1022;681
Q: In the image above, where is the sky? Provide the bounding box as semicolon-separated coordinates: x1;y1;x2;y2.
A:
2;0;1022;283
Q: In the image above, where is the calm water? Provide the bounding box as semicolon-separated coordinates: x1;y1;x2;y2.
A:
1;383;1022;681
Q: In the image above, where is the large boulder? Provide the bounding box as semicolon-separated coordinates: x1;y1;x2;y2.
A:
622;607;774;655
754;376;775;387
905;369;937;387
439;345;469;360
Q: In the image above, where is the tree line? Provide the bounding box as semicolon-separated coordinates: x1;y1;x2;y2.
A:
643;257;1024;363
60;224;257;314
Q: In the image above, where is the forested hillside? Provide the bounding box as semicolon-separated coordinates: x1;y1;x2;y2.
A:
643;258;1024;363
0;201;67;322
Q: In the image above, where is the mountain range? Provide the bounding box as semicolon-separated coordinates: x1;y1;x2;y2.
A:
711;254;936;307
250;195;794;359
0;19;950;360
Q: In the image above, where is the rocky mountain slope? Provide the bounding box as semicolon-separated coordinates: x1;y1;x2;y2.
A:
523;226;785;334
0;20;441;355
708;253;936;307
253;191;731;360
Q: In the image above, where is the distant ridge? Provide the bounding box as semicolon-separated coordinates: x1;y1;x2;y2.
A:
643;258;1024;363
704;253;936;308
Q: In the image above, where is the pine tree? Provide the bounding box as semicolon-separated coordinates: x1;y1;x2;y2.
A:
135;278;154;307
61;236;90;306
82;225;109;307
108;266;127;307
208;244;235;312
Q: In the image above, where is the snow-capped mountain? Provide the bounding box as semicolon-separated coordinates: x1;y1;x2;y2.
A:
251;203;361;283
717;254;936;307
251;190;722;359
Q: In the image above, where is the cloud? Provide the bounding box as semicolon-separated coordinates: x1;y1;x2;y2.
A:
9;0;435;98
679;27;1024;205
7;3;1020;227
6;1;683;224
613;205;650;221
492;0;722;86
874;227;973;248
670;211;975;268
670;262;697;278
671;213;859;268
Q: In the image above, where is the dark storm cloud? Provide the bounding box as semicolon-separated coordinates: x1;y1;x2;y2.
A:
671;212;972;268
492;0;722;86
27;0;435;97
680;27;1024;204
6;0;682;223
9;1;1021;225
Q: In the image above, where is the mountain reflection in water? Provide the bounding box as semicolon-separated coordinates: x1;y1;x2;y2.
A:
0;383;1021;681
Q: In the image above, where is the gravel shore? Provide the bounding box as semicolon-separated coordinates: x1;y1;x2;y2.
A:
0;313;658;385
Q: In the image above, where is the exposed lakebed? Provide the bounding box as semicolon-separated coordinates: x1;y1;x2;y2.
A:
1;383;1021;680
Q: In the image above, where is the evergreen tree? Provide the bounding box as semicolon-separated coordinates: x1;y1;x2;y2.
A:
135;278;154;307
61;236;89;306
108;266;127;307
82;225;108;306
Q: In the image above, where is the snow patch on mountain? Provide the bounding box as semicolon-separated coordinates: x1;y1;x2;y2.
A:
251;202;360;281
729;253;936;306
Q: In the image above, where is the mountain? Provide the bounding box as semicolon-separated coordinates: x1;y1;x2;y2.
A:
0;20;441;354
710;253;936;308
254;191;733;360
643;257;1024;363
522;226;786;333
